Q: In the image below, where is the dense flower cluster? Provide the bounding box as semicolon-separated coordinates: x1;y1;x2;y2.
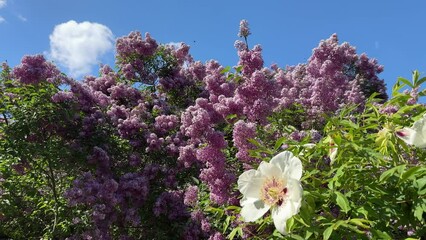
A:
116;31;159;85
12;55;61;85
233;120;259;166
275;34;387;128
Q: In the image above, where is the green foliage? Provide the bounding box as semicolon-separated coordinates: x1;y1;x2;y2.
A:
0;72;83;238
212;82;426;239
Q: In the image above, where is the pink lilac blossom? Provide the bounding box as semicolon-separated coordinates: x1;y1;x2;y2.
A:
208;232;225;240
235;42;264;76
238;19;251;38
181;98;217;139
118;115;145;139
213;95;243;119
234;69;279;123
108;83;142;105
145;132;164;152
178;144;198;168
378;104;399;115
183;185;199;207
275;33;387;128
85;67;117;94
203;60;235;100
12;55;61;85
154;114;179;134
51;91;74;103
407;87;419;105
233;120;260;166
196;144;235;204
153;190;188;221
115;31;159;85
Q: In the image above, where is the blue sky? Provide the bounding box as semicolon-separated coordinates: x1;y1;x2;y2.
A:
1;0;425;97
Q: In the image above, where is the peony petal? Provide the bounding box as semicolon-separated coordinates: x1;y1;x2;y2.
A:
270;151;303;180
411;113;426;133
396;114;426;148
240;198;270;222
270;151;293;171
270;178;303;234
258;161;282;179
272;178;303;234
237;169;264;199
271;203;293;235
397;127;426;148
286;178;303;210
288;155;303;180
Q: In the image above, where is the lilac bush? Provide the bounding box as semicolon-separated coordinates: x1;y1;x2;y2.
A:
1;20;425;240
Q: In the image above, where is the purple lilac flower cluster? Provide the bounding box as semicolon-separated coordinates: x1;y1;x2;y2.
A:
12;55;61;85
232;120;259;168
238;19;251;38
275;34;387;128
116;31;159;85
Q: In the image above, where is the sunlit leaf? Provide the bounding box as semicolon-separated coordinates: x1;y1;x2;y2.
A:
335;192;351;213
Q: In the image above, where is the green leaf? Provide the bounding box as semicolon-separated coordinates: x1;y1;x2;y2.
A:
237;227;243;238
401;166;422;182
415;177;426;195
274;136;287;150
335;192;351;213
356;206;369;218
225;113;237;120
340;119;359;129
235;65;243;73
286;216;295;232
349;218;370;229
371;229;392;239
289;234;305;240
332;220;346;230
397;77;414;88
323;225;333;240
412;70;420;83
223;216;231;232
379;164;406;182
392;81;404;96
220;66;231;74
247;138;263;148
415;76;426;87
305;230;314;239
227;228;236;240
414;205;424;221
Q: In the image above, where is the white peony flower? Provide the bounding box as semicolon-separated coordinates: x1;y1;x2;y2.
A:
396;114;426;148
237;151;303;235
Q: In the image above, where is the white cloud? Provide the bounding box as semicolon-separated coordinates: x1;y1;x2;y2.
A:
18;14;27;22
0;0;6;9
0;16;5;23
48;20;114;77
